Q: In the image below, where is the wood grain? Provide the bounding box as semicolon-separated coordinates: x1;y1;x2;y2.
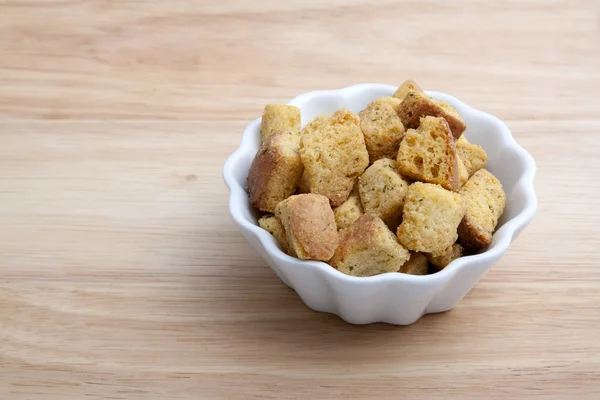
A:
1;0;599;399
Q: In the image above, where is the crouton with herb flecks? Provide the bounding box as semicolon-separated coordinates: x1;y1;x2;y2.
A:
248;130;304;212
300;109;369;206
275;194;338;261
260;104;301;143
458;169;506;249
397;91;466;139
399;252;429;275
396;116;460;191
359;99;405;163
258;215;292;256
397;182;466;253
358;159;410;229
330;214;410;277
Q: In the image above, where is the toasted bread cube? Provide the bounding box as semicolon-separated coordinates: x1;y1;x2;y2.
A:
456;135;488;178
393;80;423;101
275;194;338;261
377;96;402;113
398;91;466;139
458;170;506;249
260;104;301;143
258;215;292;255
397;116;460;191
426;243;463;270
334;192;363;230
397;182;466;253
358;159;410;228
248;130;304;212
300;109;369;206
297;171;311;194
399;252;429;275
330;214;410;277
457;154;469;188
359;99;405;163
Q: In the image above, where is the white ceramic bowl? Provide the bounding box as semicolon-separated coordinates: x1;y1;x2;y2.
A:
223;84;537;325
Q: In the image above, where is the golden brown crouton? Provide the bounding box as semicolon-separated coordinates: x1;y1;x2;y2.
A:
260;104;301;143
458;170;506;249
247;130;304;212
397;91;466;139
275;194;338;261
457;154;469;188
393;80;423;101
397;182;466;253
330;214;410;277
426;243;463;270
399;252;429;275
359;99;405;163
358;159;410;229
333;192;363;230
300;109;369;207
456;135;488;178
297;171;311;194
396;116;460;191
258;215;292;255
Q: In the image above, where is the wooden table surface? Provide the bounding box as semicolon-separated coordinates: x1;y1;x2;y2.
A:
1;1;599;399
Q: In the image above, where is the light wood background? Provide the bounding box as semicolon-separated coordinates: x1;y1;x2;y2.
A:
1;1;599;399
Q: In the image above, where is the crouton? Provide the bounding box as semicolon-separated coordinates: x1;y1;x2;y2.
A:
358;159;410;229
258;215;292;255
359;98;405;163
377;96;402;112
275;194;338;261
399;252;429;275
426;243;463;270
393;80;423;101
397;182;466;253
333;191;363;230
330;214;410;277
456;135;488;177
396;116;460;191
260;104;301;143
397;91;466;139
297;171;311;194
458;169;506;249
300;109;369;206
457;154;469;188
247;130;304;212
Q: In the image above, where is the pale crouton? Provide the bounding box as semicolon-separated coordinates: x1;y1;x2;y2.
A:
248;130;304;212
358;159;410;229
426;243;463;270
275;194;338;261
359;98;405;163
397;91;466;139
300;109;369;206
333;192;363;230
258;215;292;255
397;182;466;253
330;214;410;277
399;252;429;275
457;154;469;188
456;135;488;177
378;96;402;112
458;169;506;249
260;104;301;143
396;116;460;191
393;80;423;101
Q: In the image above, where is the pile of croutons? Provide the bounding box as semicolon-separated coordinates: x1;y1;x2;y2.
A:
247;80;506;277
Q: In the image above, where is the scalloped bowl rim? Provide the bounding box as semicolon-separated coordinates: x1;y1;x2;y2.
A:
223;83;537;287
